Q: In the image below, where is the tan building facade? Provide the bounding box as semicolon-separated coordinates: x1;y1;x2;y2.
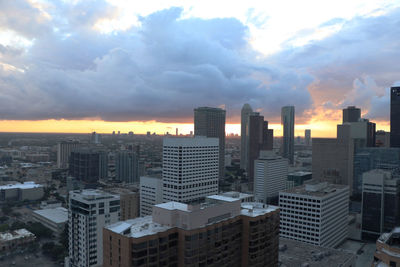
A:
103;196;279;267
373;227;400;266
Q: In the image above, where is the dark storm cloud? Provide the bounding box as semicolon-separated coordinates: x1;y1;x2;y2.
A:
0;1;313;123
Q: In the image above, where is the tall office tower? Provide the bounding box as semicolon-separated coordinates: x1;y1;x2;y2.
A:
240;103;253;170
139;176;163;216
69;148;108;183
254;151;288;204
194;107;226;179
337;118;376;148
343;106;361;123
162;137;219;203
103;195;280;267
361;169;400;240
391;87;400;147
305;129;311;146
281;106;295;164
57;141;80;169
90;131;102;144
279;181;349;247
312;138;355;193
353;147;400;197
246;113;273;188
68;189;120;267
115;151;139;184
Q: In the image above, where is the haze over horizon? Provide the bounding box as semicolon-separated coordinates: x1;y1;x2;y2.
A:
0;0;399;136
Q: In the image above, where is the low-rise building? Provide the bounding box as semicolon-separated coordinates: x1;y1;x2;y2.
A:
32;207;68;236
0;181;44;201
104;195;280;267
279;238;356;267
219;191;254;202
373;227;400;266
0;229;35;252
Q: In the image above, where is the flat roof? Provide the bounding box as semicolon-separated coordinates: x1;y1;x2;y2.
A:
0;229;35;241
281;182;348;198
106;217;172;238
206;195;239;202
33;207;68;224
155;202;189;211
279;238;356;267
0;181;43;190
240;202;279;217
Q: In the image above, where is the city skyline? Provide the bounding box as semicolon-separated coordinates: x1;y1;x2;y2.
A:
0;1;399;137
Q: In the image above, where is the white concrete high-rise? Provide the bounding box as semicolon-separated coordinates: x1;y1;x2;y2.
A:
279;181;349;248
162;137;219;203
281;106;295;164
254;151;288;204
68;189;120;267
240;103;253;170
139;176;163;216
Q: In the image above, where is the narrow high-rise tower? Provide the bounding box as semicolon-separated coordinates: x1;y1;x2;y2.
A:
194;107;226;178
391;87;400;147
240;104;253;170
281;106;295;164
305;129;311;146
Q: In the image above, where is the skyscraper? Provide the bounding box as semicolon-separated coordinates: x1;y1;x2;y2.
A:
162;137;219;203
305;129;311;146
391;87;400;147
194;107;226;178
240;103;253;170
57;141;80;169
343;106;361;123
281;106;295;164
68;189;120;267
115;151;139;184
69;148;108;183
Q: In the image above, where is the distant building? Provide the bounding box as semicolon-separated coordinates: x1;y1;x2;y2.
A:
68;189;120;267
219;191;254;202
69;148;108;183
247;113;273;188
115;151;139;184
279;238;356;267
361;169;400;240
240;103;253;170
312;138;354;193
254;151;288;204
287;171;312;187
391;86;400;147
106;187;140;221
337;118;376;147
342;106;361;123
57;141;80;169
376;130;390;147
305;129;311;146
32;207;68;236
162;137;219;203
0;181;44;202
281;106;295;164
140;176;163;216
90;132;102;144
353;147;400;196
103;195;280;267
279;181;349;247
373;227;400;266
194;107;226;179
0;229;35;252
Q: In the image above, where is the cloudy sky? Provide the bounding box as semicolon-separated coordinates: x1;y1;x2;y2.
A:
0;0;399;136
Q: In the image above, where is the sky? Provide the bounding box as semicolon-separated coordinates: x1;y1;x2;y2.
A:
0;0;399;137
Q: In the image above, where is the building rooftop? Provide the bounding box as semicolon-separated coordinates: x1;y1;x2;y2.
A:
241;202;279;217
106;217;172;238
279;238;356;267
70;189;119;202
33;207;68;224
219;191;253;200
155;202;190;211
281;181;348;198
0;229;35;241
289;171;312;176
0;181;43;190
